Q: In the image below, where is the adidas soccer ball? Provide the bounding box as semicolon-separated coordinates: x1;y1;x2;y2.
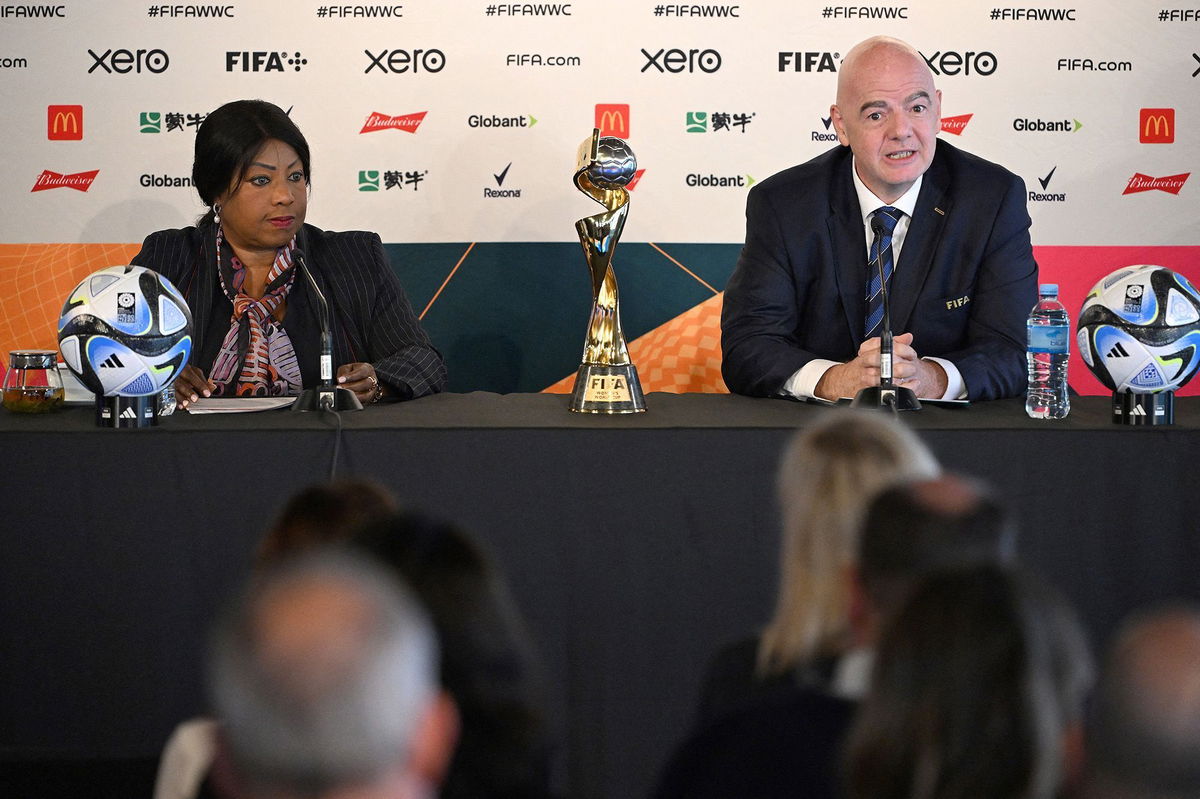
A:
57;265;193;397
1076;265;1200;393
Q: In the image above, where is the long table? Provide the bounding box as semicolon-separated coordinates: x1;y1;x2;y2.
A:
3;393;1199;799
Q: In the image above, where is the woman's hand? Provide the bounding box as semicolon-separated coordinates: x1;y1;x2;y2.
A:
175;365;216;410
337;362;382;405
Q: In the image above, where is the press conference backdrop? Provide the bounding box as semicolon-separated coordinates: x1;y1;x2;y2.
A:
0;1;1196;394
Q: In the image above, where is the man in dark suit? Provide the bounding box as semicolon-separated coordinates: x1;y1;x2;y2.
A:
721;36;1037;401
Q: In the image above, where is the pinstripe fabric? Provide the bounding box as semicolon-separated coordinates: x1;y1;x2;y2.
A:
131;223;447;400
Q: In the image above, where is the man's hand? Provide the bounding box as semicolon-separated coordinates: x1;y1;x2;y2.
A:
813;333;948;400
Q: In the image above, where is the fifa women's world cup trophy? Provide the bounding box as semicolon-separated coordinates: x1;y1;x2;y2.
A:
568;129;646;413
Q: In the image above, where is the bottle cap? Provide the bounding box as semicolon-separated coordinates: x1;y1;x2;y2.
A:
1038;283;1059;296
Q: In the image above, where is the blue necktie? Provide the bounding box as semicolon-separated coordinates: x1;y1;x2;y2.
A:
865;206;903;339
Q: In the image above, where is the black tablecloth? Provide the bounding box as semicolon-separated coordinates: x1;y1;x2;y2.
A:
2;393;1198;799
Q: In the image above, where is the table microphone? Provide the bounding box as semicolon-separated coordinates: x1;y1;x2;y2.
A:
851;216;921;412
290;249;363;413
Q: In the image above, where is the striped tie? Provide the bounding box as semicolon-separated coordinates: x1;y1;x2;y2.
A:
864;206;903;339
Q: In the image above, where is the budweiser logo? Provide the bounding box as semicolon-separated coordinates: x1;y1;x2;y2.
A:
940;113;972;135
360;111;427;134
1122;172;1190;195
626;169;646;191
31;169;99;192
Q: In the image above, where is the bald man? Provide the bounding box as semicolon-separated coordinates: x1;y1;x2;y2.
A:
1085;607;1200;799
721;36;1037;402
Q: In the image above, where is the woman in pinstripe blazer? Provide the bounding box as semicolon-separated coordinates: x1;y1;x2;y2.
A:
132;100;446;408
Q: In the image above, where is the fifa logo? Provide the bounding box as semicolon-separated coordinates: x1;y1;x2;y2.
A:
117;292;136;324
595;104;629;138
1124;284;1144;314
48;105;82;140
1139;108;1174;143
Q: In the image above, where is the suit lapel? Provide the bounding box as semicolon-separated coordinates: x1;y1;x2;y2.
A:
827;155;869;347
892;149;950;333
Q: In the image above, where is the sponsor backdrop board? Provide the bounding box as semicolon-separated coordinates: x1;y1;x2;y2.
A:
0;0;1197;395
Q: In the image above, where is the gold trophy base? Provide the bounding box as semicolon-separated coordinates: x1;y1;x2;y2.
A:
568;363;646;414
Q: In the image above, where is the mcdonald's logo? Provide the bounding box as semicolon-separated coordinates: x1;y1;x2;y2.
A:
1139;108;1174;144
47;105;83;140
595;104;630;138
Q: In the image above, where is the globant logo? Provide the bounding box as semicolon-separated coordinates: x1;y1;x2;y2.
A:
467;114;536;128
1122;172;1189;195
1013;117;1081;132
361;111;427;134
686;173;755;188
940;113;972;135
140;174;193;187
31;169;99;192
226;51;306;72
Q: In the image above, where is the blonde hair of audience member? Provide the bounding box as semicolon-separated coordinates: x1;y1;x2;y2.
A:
757;412;940;678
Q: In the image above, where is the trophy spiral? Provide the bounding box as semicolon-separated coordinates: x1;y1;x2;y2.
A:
568;129;646;413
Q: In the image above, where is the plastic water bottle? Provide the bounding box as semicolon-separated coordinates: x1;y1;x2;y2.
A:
1026;283;1070;419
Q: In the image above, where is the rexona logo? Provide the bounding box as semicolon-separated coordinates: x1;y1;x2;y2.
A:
779;51;839;72
361;111;427;134
31;169;99;192
226;51;306;72
1028;166;1066;202
940;113;972;135
687;173;755;188
1139;108;1174;143
1122;173;1189;195
88;48;169;74
919;49;997;76
485;162;520;198
641;48;722;73
1013;117;1081;132
468;114;536;128
596;104;630;137
48;105;82;140
364;48;445;74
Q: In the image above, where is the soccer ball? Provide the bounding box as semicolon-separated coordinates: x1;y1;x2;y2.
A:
1076;265;1200;393
57;265;193;397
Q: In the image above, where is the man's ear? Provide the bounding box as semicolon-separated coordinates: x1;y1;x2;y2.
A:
830;104;850;147
408;691;460;787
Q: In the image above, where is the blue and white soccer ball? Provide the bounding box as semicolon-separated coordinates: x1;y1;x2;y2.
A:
1076;264;1200;393
57;265;193;397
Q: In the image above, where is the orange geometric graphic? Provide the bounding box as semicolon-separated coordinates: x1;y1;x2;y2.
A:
0;243;141;356
543;292;729;394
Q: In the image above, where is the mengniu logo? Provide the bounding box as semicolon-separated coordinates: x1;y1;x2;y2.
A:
48;105;82;140
361;111;427;134
31;169;99;192
1122;172;1190;195
596;104;630;138
940;113;972;135
226;51;307;72
1139;108;1174;143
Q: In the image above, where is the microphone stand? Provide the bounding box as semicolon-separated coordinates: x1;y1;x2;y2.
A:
852;218;921;413
290;250;363;413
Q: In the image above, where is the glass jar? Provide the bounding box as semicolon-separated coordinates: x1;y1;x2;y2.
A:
3;350;65;413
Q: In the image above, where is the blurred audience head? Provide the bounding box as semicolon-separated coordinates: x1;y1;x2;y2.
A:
208;550;458;799
352;510;553;799
856;474;1018;629
759;412;940;675
1085;605;1200;799
257;479;397;566
845;566;1094;799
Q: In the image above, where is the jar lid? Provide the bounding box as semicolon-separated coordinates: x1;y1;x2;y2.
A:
9;349;58;369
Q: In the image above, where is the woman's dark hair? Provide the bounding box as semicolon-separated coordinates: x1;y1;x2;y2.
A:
351;511;554;799
192;99;311;225
256;480;397;567
843;566;1093;799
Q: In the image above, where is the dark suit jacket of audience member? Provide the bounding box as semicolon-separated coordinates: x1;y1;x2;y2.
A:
721;139;1038;400
132;222;447;399
695;635;841;725
653;686;856;799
